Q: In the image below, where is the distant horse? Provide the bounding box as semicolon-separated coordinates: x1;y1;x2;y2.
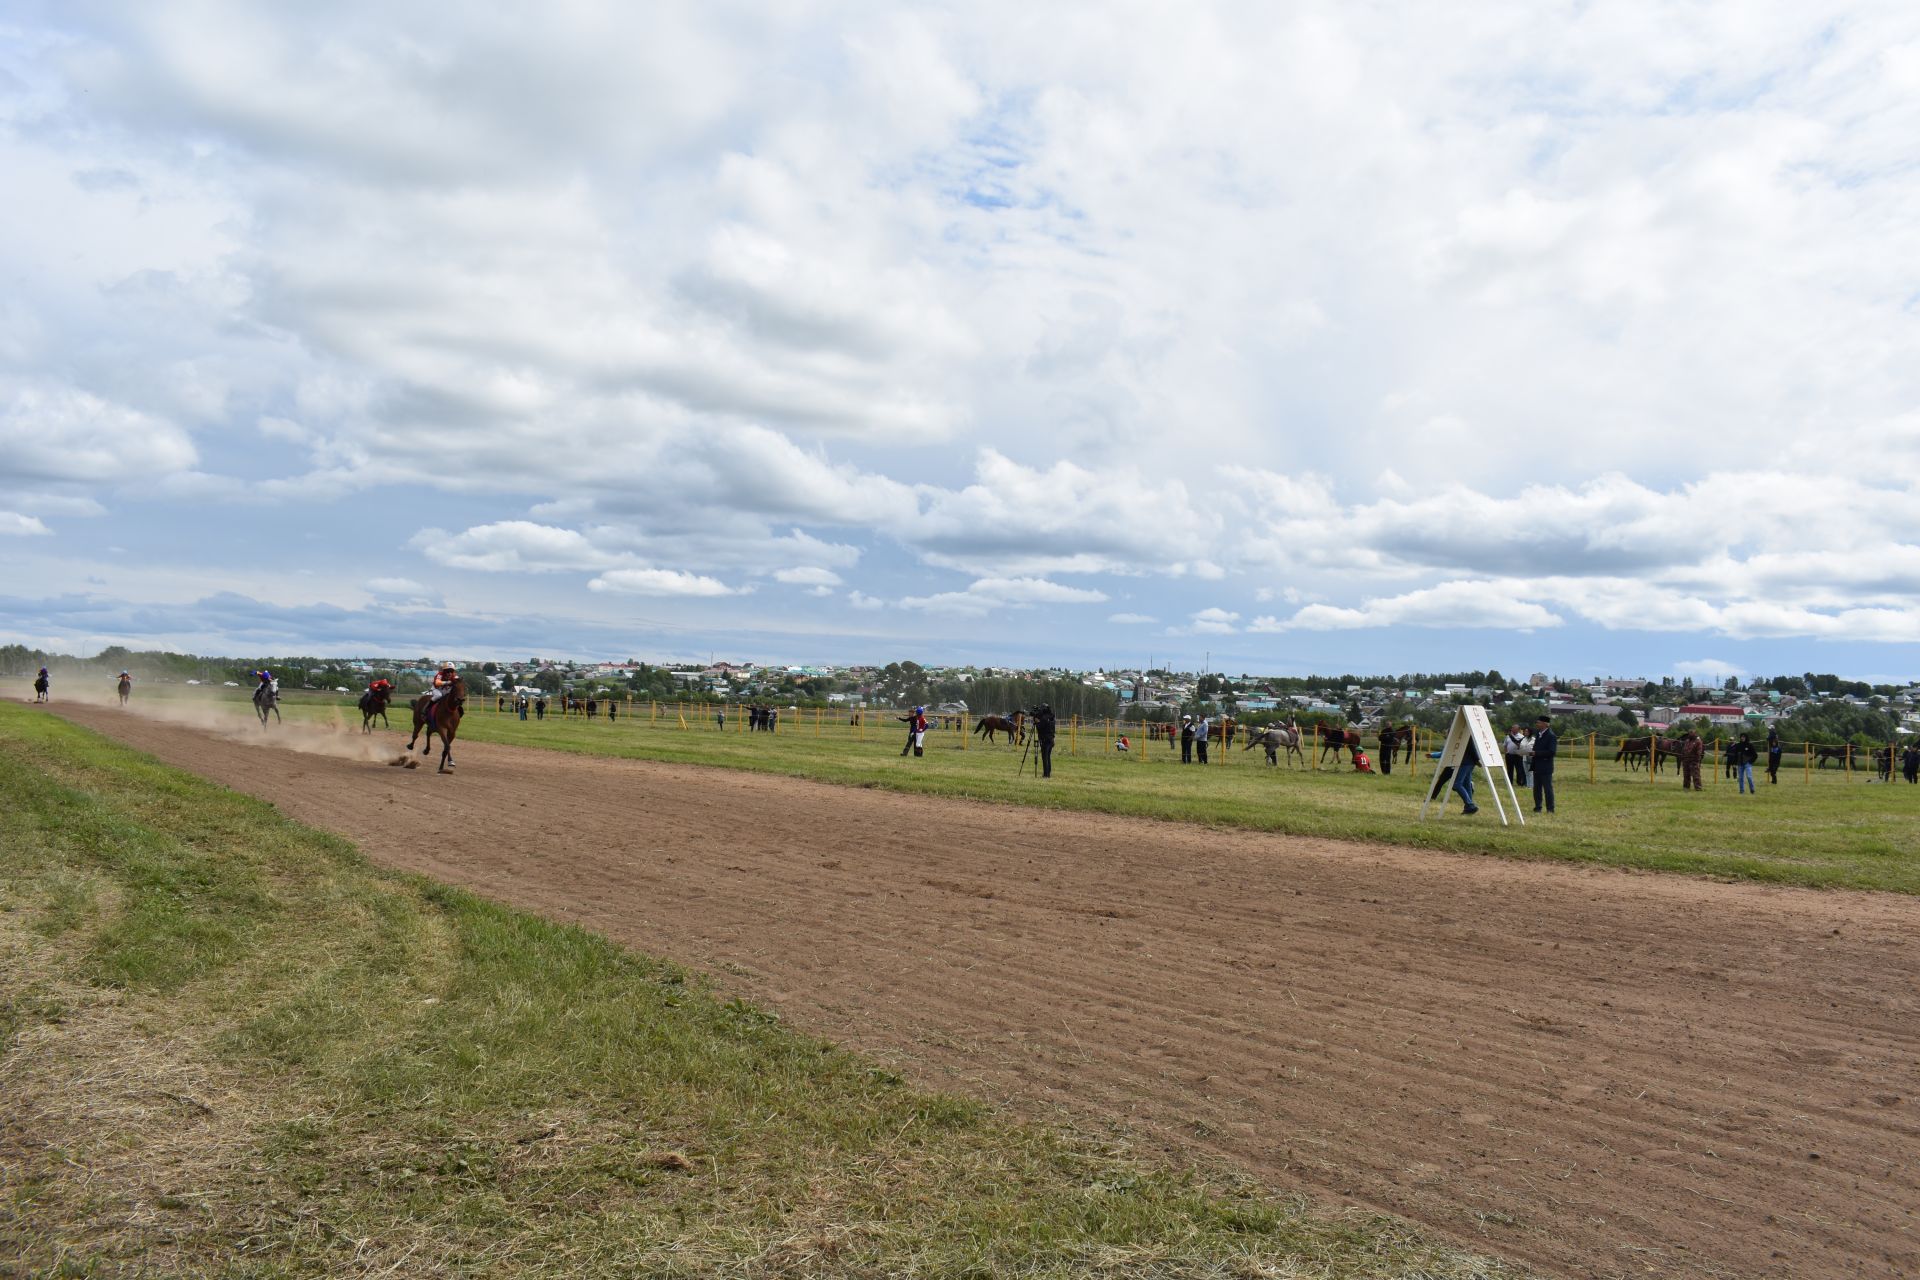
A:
253;680;281;727
117;675;131;706
1814;744;1857;770
32;672;49;703
406;676;466;773
1316;724;1361;764
1243;722;1303;768
1615;738;1650;770
358;685;392;732
973;713;1022;744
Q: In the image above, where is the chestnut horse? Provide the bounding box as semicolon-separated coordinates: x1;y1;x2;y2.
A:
407;676;466;773
973;712;1023;744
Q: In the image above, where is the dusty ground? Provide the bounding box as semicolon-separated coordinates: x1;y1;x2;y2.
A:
40;700;1920;1279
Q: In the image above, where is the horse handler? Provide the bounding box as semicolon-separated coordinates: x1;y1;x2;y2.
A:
1679;730;1705;791
1377;722;1396;776
899;705;929;757
1531;715;1556;813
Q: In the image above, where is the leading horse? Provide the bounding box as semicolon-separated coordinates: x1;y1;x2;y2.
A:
253;680;281;727
407;676;466;773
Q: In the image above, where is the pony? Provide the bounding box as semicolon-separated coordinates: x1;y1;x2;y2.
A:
406;675;466;773
358;685;393;732
973;713;1022;744
253;679;281;727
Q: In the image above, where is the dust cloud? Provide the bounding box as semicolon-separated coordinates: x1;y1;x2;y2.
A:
6;681;406;766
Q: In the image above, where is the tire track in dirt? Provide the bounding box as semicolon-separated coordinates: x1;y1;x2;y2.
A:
45;701;1920;1279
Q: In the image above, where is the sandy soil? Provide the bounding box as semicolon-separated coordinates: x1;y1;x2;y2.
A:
38;699;1920;1279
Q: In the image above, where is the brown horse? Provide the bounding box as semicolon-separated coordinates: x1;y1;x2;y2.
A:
406;677;466;773
1814;744;1857;769
1316;724;1361;764
117;675;131;706
973;713;1022;744
358;685;393;733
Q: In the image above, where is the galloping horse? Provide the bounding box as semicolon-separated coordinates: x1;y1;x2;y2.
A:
1316;724;1361;765
973;713;1022;744
117;674;131;706
32;671;49;703
253;679;281;727
358;685;393;733
407;676;466;773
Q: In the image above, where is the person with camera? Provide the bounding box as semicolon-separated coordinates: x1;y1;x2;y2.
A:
1030;703;1058;778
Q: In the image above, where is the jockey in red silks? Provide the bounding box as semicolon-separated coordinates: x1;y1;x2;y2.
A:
1351;748;1374;774
1115;734;1131;753
428;664;458;702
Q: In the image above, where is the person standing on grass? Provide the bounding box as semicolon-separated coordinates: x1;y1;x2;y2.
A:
1733;733;1758;794
1679;730;1705;791
1195;714;1211;764
1504;725;1525;786
1377;722;1396;776
1402;721;1418;766
1531;715;1557;814
1180;715;1194;763
535;696;547;721
1451;737;1480;814
1766;727;1782;784
1903;742;1919;784
1519;724;1536;788
1032;703;1058;778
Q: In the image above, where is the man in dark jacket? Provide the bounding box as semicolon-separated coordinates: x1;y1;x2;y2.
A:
1531;715;1556;813
1766;728;1782;784
1179;715;1194;764
1679;730;1705;791
1377;722;1396;776
1031;704;1058;778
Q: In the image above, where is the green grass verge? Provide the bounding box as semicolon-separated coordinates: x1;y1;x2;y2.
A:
0;701;1515;1278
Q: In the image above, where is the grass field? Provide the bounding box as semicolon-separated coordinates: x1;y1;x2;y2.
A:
46;680;1920;894
0;700;1514;1278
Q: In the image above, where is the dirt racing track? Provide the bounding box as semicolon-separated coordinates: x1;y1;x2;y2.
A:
50;702;1920;1279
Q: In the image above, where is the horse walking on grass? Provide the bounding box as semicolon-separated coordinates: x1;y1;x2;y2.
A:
1243;722;1304;768
406;677;466;773
973;712;1023;745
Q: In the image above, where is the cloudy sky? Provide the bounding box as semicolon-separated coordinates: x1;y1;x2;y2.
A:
3;2;1919;682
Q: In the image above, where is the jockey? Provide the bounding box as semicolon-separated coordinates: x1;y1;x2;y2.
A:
367;677;394;696
256;668;276;692
428;663;459;702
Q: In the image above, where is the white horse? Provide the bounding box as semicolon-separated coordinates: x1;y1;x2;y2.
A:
1244;718;1305;768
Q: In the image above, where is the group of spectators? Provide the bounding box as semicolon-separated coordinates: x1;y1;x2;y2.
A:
1450;715;1558;815
506;694;548;721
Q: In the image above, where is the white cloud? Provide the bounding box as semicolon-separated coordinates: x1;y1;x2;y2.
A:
0;511;52;536
1172;606;1240;636
773;565;843;588
1267;582;1564;632
1107;611;1156;624
0;382;196;483
587;568;740;597
900;575;1109;616
412;522;617;573
847;590;885;611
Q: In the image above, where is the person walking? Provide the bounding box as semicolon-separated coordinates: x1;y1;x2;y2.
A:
1451;737;1480;814
1733;733;1758;794
1377;722;1396;776
1031;703;1058;778
1679;729;1705;791
1903;742;1919;784
1179;715;1194;764
899;705;928;757
1766;727;1782;784
1531;715;1557;813
1194;714;1211;764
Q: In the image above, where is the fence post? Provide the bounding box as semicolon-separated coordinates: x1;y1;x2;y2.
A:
1071;715;1078;756
1805;741;1810;783
1588;732;1595;784
1313;723;1319;771
1712;737;1719;785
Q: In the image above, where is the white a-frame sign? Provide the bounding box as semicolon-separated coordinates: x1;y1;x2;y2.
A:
1419;704;1526;827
